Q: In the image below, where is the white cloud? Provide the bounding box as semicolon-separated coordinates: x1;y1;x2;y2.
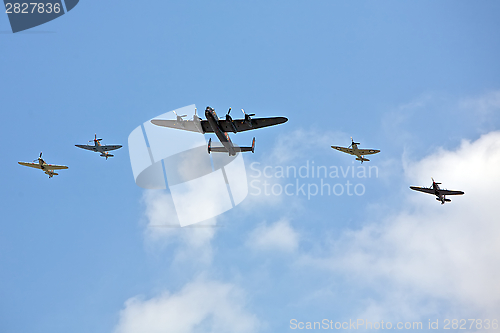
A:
141;190;216;265
459;90;500;118
114;278;260;333
246;219;299;253
299;131;500;320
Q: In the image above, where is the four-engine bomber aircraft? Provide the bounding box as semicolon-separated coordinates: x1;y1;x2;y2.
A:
151;106;288;156
75;134;122;160
331;137;380;163
410;178;464;204
18;152;68;178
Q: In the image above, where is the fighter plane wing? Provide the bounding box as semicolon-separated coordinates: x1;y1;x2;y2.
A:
18;162;68;170
45;164;68;170
18;162;42;169
75;144;96;151
409;186;435;194
218;117;288;132
331;146;355;155
356;149;380;155
100;145;122;151
438;189;464;196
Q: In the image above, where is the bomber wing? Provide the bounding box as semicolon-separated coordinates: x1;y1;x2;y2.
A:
409;186;435;195
18;162;42;169
150;119;208;133
331;146;355;155
438;189;464;196
100;145;122;151
75;144;96;151
218;117;288;132
356;149;380;155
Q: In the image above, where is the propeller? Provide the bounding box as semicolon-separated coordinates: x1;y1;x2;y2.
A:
173;110;187;122
431;177;441;186
193;108;201;121
226;107;233;122
226;107;237;133
241;109;255;117
241;109;255;127
33;152;43;163
348;137;360;148
89;134;102;142
348;137;355;149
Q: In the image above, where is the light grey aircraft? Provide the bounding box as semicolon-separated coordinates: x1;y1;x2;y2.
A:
410;178;464;204
18;152;68;178
75;134;122;160
331;137;380;163
151;106;288;156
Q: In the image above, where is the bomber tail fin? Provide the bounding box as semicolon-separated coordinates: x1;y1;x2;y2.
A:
234;137;255;153
207;138;229;153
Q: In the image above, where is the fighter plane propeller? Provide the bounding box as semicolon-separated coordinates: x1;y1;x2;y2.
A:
410;178;464;204
348;137;360;149
89;134;103;143
331;137;380;163
19;152;68;178
32;152;43;163
151;106;288;156
75;134;122;160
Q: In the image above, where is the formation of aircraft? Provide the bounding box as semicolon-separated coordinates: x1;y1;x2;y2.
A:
151;106;288;156
18;152;68;178
16;106;466;205
331;137;380;163
75;134;123;160
410;178;464;204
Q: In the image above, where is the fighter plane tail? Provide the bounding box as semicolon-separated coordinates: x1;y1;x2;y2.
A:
355;157;370;163
100;153;114;160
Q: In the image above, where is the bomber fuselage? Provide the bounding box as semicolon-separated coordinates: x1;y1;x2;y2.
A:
205;107;236;156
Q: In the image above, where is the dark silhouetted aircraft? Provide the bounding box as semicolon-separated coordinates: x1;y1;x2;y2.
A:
410;178;464;204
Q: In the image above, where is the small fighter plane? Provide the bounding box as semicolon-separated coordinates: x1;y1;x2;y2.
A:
331;137;380;163
75;134;122;160
18;152;68;178
410;178;464;204
151;106;288;156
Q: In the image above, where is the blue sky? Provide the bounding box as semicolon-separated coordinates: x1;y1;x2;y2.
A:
2;1;500;332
